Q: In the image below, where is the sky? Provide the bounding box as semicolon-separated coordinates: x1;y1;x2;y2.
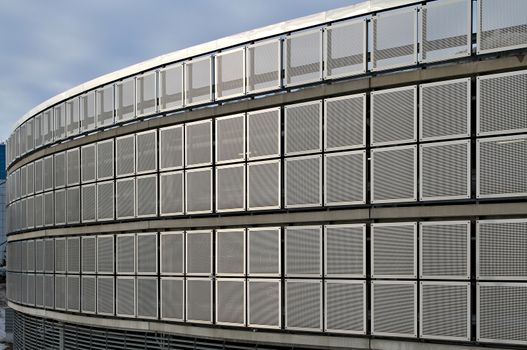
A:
0;0;361;142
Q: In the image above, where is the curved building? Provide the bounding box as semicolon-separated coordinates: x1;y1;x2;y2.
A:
5;0;527;349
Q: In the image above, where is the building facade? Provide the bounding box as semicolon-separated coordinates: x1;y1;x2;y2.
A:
4;0;527;349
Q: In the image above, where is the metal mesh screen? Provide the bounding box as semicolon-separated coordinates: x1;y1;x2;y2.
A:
27;162;34;195
81;276;96;313
137;233;157;274
285;280;322;331
116;178;135;219
96;85;114;128
136;175;157;217
115;78;135;122
97;276;114;315
248;279;281;328
42;109;54;145
54;152;66;188
117;277;136;317
160;171;184;216
186;231;212;275
82;236;96;274
55;238;66;273
216;279;245;326
285;29;322;86
54;274;66;310
372;281;417;337
44;239;54;273
34;159;43;193
67;237;80;273
97;235;114;274
116;134;135;177
325;281;365;334
186;278;212;323
54;189;66;225
43;156;53;191
67;275;80;312
161;232;184;275
44;274;54;308
248;160;280;210
216;164;245;212
185;168;212;214
216;113;245;163
54;103;66;141
372;223;416;278
137;277;158;319
160;125;183;171
285;101;322;155
136;71;157;116
324;151;365;205
216;229;245;276
325;224;365;277
159;64;183;111
80;91;96;132
185;57;212;106
185;120;212;167
324;19;366;78
285;226;322;277
324;94;365;151
81;184;96;222
136;130;157;174
35;274;44;307
248;227;280;276
247;107;280;160
66;148;80;186
215;48;245;99
81;144;96;183
285;155;322;208
117;234;136;274
97;139;114;180
247;39;281;93
97;181;115;221
161;277;184;321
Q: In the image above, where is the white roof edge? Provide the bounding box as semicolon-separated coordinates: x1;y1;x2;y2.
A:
13;0;417;131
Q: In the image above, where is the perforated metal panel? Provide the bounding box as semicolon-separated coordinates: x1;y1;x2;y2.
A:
43;155;53;191
285;226;322;277
186;278;212;324
185;168;212;214
215;47;245;100
96;139;114;180
20;166;27;197
477;0;527;54
97;276;114;315
285;101;322;155
96;85;114;128
116;134;135;177
44;274;54;308
35;239;44;273
66;148;80;186
35;274;44;307
420;221;470;279
55;274;66;310
44;238;54;273
67;275;80;312
97;181;114;221
477;135;527;198
82;236;96;274
34;114;43;148
115;78;135;122
117;277;136;318
184;56;212;106
324;150;366;206
216;113;245;163
160;125;183;171
67;237;80;273
247;107;280;160
216;164;245;212
42;109;54;145
419;0;471;63
324;19;366;78
97;235;114;274
81;144;97;183
477;219;527;280
159;64;183;111
477;70;527;136
55;238;66;273
247;279;281;329
325;224;365;278
248;227;280;277
325;280;366;334
116;178;135;219
371;281;417;337
136;277;158;319
185;119;212;167
420;78;471;141
285;29;322;86
80;91;96;132
26;196;34;229
136;71;157;116
26;240;35;272
137;233;157;274
186;230;212;275
420;282;470;341
81;184;96;223
372;222;417;278
161;277;184;321
372;6;417;70
371;145;417;203
136;174;157;217
54;189;66;225
371;85;416;146
26;273;35;306
160;171;183;216
246;39;281;94
285;279;322;331
247;160;281;210
160;232;184;275
54;103;66;141
285;155;322;208
324;94;365;151
136;130;157;174
34;159;43;193
117;234;136;274
216;229;245;276
216;279;245;326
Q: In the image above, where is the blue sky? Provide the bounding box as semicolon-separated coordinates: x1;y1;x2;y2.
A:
0;0;360;142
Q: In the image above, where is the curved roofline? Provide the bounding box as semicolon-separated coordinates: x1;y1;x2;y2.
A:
13;0;417;131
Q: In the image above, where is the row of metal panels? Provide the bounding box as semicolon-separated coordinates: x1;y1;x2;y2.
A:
7;0;527;166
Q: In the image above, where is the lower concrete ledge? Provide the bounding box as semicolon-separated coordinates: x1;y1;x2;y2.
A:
8;302;511;350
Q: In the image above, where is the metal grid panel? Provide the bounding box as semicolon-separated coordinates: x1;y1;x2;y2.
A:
26;274;35;306
324;93;366;151
371;85;417;146
26;240;35;272
371;145;417;203
371;281;417;338
116;134;136;177
248;227;281;276
55;238;66;273
372;6;417;71
136;174;158;217
215;47;245;100
44;274;54;308
54;189;66;225
325;280;366;334
216;279;245;326
81;184;97;223
27;118;34;151
96;85;114;128
419;0;471;63
248;279;281;329
117;234;136;274
136;130;157;174
285;279;322;331
372;222;417;278
184;56;212;106
34;114;43;148
136;71;157;117
185;168;212;214
43;155;53;191
54;274;66;310
420;281;470;341
161;277;184;321
53;103;66;141
160;125;183;171
420;221;470;279
81;236;96;274
26;196;34;229
160;232;184;275
97;276;114;315
97;181;115;221
420;140;471;201
80;91;96;132
67;237;80;273
246;39;281;94
420;78;471;141
285;29;323;87
285;155;322;208
67;275;80;312
66;148;80;186
81;144;97;183
42;109;54;145
248;160;281;210
247;107;280;160
116;277;136;318
477;135;527;198
186;278;213;324
285;226;322;277
215;113;245;163
160;171;184;216
115;78;135;122
324;150;366;206
477;0;527;54
44;238;54;273
477;70;527;136
97;235;114;274
185;119;212;167
116;178;135;219
216;164;245;212
137;277;158;319
186;230;212;275
20;166;27;197
285;101;322;155
325;224;365;278
34;159;43;193
35;274;44;307
159;64;183;111
35;239;44;273
137;233;158;274
96;139;114;180
81;276;96;314
216;229;245;276
477;219;527;280
324;18;366;78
